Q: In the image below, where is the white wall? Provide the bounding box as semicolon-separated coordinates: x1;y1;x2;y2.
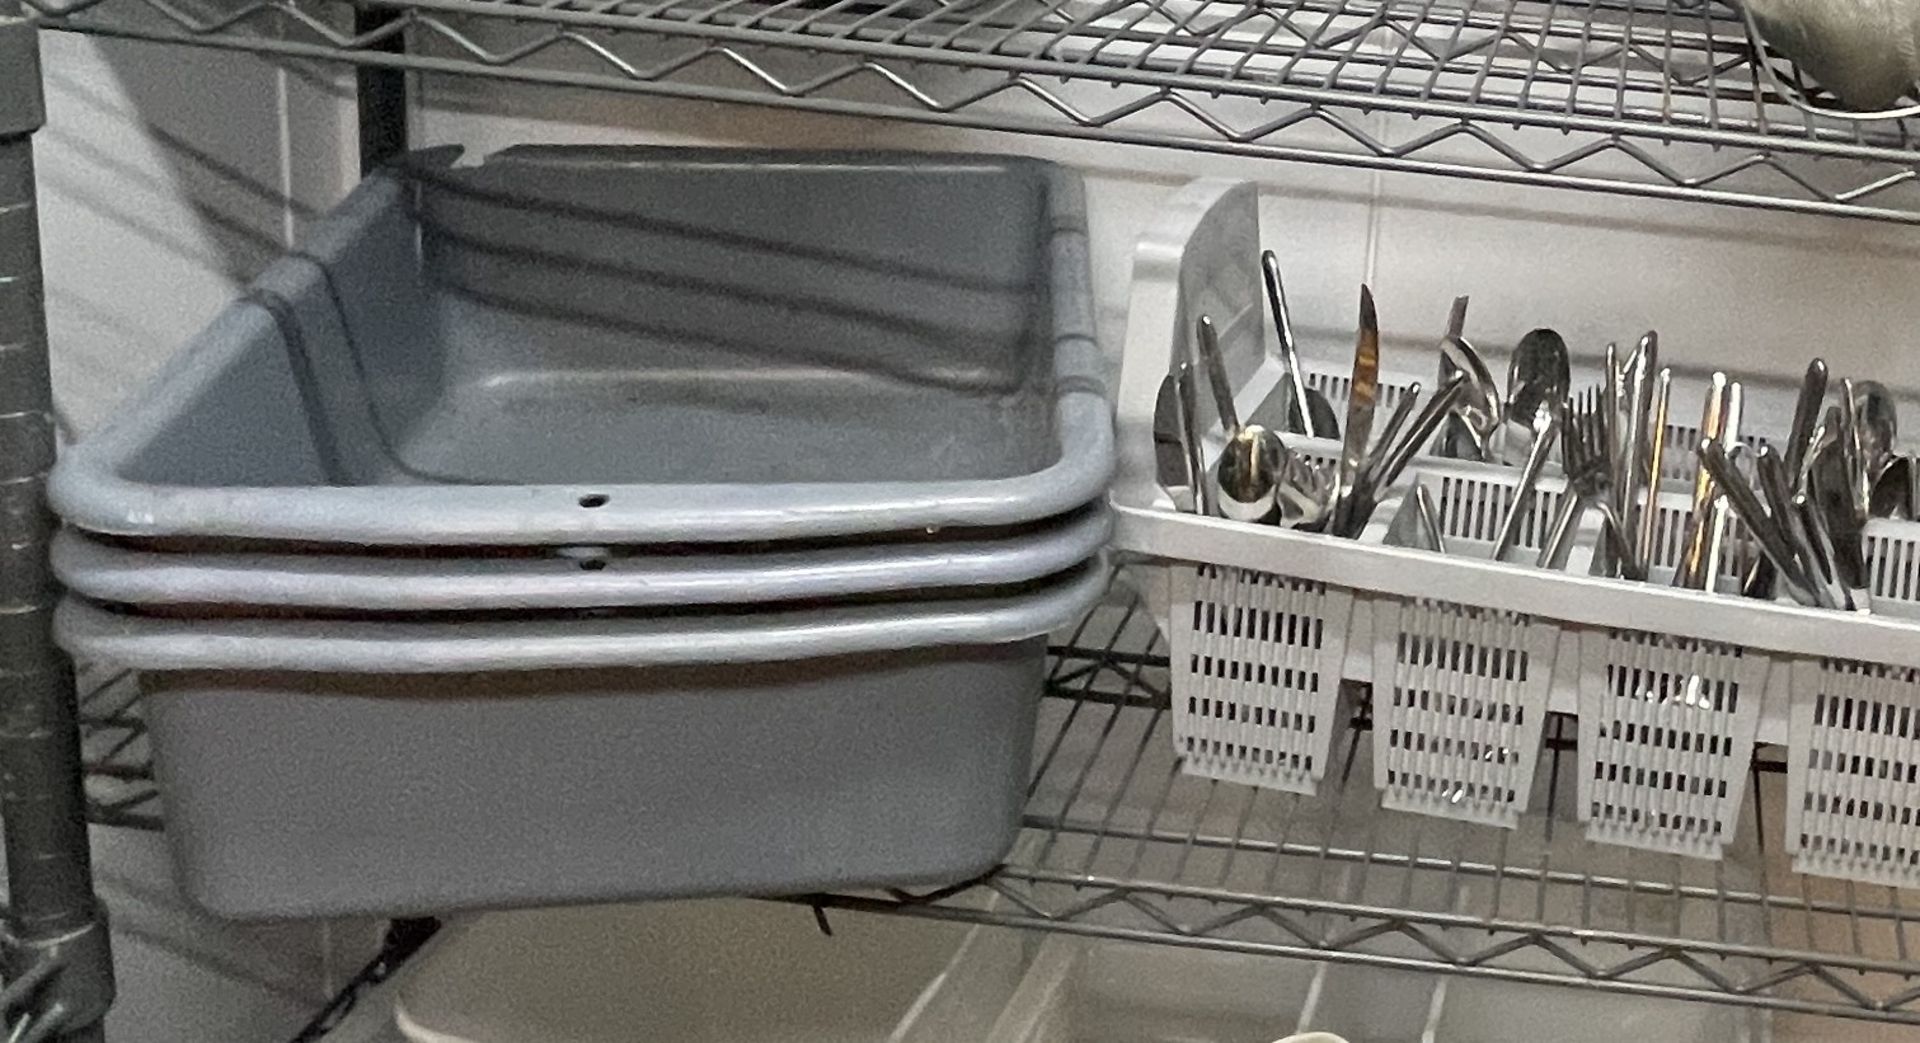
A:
37;34;355;433
418;74;1920;393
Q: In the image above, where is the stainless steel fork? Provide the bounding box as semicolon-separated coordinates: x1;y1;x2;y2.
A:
1536;389;1633;572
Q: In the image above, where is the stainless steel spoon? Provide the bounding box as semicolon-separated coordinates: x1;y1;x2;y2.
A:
1195;316;1284;522
1491;400;1562;561
1505;328;1571;463
1215;427;1286;523
1304;387;1340;440
1871;454;1914;520
1854;380;1900;518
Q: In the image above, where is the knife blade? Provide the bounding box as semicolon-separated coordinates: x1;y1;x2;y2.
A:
1332;286;1381;535
1155;366;1196;513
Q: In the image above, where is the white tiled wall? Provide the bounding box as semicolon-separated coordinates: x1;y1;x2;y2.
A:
37;34;354;434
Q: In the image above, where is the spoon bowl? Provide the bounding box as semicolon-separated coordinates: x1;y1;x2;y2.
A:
1506;328;1571;464
1215;424;1287;523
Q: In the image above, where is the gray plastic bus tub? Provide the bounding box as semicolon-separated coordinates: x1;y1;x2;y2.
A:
55;560;1105;920
49;146;1109;546
52;506;1109;611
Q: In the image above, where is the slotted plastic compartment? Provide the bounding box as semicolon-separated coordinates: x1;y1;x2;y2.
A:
1574;487;1769;859
1577;631;1769;859
1369;599;1557;829
1867;518;1920;613
1788;522;1920;886
1365;466;1564;828
1786;658;1920;888
1167;564;1355;795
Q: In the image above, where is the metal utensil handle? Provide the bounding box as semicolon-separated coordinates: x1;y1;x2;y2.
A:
1634;368;1673;578
1759;446;1835;609
1699;438;1817;604
1801;491;1864;612
1786;358;1829;482
1261;251;1313;435
1491;409;1561;561
1193;315;1240;435
1358;382;1424;494
1677;373;1730;589
1603;342;1623;505
1619;335;1652;530
1372;376;1471;494
1701;381;1745;585
1175;363;1211;517
1535;490;1587;571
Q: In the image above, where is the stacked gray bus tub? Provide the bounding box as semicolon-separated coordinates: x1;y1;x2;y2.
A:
50;147;1112;919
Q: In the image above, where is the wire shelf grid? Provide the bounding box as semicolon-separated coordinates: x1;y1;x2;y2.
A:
68;571;1920;1023
22;0;1920;221
802;573;1920;1025
76;664;161;833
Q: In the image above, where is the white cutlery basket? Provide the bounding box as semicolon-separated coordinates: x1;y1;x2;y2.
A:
1115;177;1920;883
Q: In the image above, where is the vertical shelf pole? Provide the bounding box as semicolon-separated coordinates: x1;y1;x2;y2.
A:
354;7;408;173
0;8;114;1042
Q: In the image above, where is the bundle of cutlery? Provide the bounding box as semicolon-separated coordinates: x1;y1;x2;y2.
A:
1151;251;1916;619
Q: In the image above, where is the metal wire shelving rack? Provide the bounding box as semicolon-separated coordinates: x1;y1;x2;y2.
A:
22;0;1920;222
5;0;1920;1038
64;578;1920;1028
799;583;1920;1028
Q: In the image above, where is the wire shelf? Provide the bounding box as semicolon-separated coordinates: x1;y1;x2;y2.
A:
72;577;1920;1022
806;576;1920;1026
22;0;1920;222
76;664;161;832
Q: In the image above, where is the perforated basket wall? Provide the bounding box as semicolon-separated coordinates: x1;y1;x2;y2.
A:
1358;466;1567;828
1168;564;1356;795
1575;631;1768;859
1412;467;1569;562
1787;658;1920;888
1867;521;1920;613
1368;597;1557;828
